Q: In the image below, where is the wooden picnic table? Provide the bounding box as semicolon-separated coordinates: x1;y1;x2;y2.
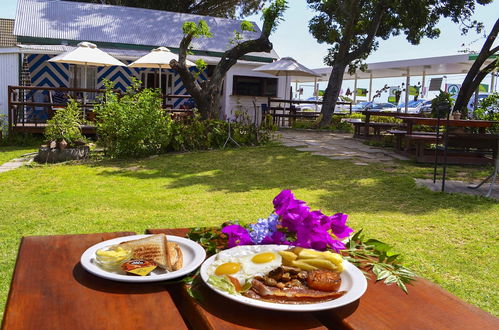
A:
397;117;498;135
3;228;498;330
359;111;422;137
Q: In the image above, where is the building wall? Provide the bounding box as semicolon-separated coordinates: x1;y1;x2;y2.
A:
0;52;19;117
222;63;286;125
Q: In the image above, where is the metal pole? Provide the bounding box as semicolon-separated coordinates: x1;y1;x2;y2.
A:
441;106;451;192
421;70;426;99
405;69;410;113
433;115;441;183
368;73;373;102
353;74;358;103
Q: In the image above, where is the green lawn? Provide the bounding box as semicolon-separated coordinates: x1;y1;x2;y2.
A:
0;145;497;318
0;146;38;165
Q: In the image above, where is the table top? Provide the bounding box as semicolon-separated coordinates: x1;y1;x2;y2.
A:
361;111;422;117
3;229;498;330
397;117;499;127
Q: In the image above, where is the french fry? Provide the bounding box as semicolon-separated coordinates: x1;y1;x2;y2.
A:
322;251;343;266
297;249;325;259
290;260;318;271
299;258;339;271
278;250;298;263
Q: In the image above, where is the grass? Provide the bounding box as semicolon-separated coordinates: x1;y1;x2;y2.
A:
0;146;38;165
0;145;497;318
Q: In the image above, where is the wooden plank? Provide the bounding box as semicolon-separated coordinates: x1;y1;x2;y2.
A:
148;228;499;330
146;228;329;330
315;276;499;330
2;232;188;330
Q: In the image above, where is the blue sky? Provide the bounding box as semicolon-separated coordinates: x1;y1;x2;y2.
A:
1;0;497;99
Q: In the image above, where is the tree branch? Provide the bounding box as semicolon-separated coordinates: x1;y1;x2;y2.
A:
346;2;385;62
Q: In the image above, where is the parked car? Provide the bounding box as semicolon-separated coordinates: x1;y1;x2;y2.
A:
352;101;397;112
397;99;430;113
294;96;322;112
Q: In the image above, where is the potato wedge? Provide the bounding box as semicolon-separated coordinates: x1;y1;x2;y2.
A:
290;260;318;271
322;251;343;266
299;258;339;271
297;249;325;259
278;250;298;263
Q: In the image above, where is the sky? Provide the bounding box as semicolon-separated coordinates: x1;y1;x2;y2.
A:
1;0;497;100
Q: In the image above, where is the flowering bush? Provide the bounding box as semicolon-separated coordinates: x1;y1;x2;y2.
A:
222;190;353;252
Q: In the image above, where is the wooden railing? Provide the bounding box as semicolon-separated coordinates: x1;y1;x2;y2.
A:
264;98;353;127
7;85;109;135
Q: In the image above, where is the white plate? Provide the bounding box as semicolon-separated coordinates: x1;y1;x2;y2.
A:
81;234;206;282
200;245;367;312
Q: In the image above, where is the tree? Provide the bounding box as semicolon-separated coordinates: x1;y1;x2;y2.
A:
169;0;287;120
454;19;499;116
306;0;493;127
66;0;270;18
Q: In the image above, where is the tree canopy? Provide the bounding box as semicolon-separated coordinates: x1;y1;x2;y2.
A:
306;0;493;126
66;0;270;18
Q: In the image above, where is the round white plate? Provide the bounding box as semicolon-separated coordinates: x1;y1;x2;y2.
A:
81;234;206;282
200;245;367;312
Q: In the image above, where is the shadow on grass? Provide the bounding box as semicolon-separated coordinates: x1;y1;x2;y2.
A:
89;145;497;215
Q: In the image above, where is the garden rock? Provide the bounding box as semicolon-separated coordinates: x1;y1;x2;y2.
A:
35;146;90;163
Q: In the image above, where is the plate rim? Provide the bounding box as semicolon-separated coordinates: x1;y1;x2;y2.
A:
80;234;206;283
200;245;368;312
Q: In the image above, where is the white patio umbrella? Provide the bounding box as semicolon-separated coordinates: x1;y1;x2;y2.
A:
49;42;126;88
253;57;320;106
128;47;195;90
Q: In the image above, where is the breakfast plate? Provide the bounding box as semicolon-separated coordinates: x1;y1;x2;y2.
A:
81;234;206;282
200;245;367;312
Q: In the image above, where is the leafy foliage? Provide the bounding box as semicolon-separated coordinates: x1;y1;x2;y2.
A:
261;0;288;35
94;80;173;158
306;0;493;127
473;92;499;132
44;99;86;146
431;90;454;118
344;230;416;294
66;0;271;19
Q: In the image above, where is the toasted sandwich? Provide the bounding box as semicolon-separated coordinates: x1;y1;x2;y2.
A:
120;234;171;270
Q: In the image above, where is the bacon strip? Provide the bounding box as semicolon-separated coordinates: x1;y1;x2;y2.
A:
247;279;345;303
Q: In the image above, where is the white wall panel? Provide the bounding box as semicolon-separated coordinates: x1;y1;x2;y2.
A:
0;53;19;118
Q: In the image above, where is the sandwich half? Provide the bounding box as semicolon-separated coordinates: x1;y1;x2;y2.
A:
120;234;171;270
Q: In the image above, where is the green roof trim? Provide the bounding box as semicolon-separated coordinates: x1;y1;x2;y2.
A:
468;54;498;60
17;36;274;63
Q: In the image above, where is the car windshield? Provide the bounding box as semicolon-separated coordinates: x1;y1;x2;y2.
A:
399;100;425;108
353;102;371;109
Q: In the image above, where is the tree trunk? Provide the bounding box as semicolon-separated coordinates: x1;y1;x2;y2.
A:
454;19;499;115
319;62;347;127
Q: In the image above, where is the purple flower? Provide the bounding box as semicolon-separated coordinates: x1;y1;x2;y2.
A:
222;224;253;248
273;190;310;232
329;213;353;239
249;213;281;244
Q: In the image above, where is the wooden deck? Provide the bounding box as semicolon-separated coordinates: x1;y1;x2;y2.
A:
11;123;97;135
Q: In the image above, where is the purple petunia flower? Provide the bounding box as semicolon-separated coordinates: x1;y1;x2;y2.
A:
329;213;353;239
222;224;253;248
273;190;310;232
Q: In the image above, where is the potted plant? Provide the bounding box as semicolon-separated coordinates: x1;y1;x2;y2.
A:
430;91;453;119
35;99;89;163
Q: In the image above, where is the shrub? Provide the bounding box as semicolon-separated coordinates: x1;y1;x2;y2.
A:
431;91;453;118
473;93;498;133
44;99;86;146
94;80;173;158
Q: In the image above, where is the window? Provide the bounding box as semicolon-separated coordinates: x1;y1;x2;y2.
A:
70;65;97;90
232;75;277;97
141;72;173;96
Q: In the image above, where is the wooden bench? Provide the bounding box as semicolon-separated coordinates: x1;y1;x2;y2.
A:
403;133;498;164
387;130;436;150
350;121;399;137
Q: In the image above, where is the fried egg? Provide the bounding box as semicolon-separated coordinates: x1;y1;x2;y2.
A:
207;245;284;285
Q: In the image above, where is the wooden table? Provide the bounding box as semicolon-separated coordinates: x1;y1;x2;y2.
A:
359;111;422;137
397;117;498;135
3;229;498;330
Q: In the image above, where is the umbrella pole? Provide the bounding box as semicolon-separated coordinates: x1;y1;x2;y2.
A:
83;64;87;121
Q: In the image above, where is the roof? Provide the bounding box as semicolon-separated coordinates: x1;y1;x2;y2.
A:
11;44;272;66
292;54;497;82
13;0;278;60
0;19;17;47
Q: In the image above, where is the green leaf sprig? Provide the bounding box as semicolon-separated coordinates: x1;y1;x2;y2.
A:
343;230;416;294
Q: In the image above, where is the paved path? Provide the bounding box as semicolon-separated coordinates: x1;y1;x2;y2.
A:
278;129;409;165
0;153;36;173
